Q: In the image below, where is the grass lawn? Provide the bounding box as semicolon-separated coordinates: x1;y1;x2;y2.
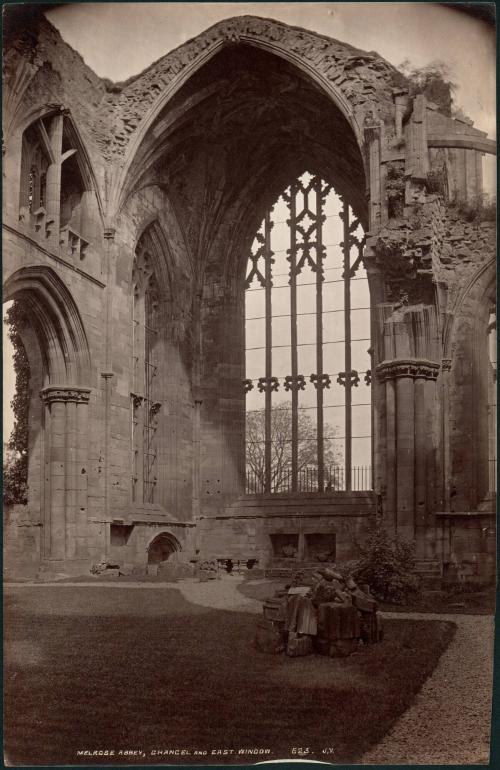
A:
5;586;455;766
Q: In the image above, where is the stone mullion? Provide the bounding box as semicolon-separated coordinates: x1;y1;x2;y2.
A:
19;136;31;214
315;180;325;493
342;200;352;491
288;186;299;492
264;211;273;493
45;113;64;245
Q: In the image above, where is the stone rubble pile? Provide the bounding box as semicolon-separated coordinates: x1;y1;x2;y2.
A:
255;566;384;657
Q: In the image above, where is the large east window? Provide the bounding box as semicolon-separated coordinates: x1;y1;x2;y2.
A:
245;172;371;494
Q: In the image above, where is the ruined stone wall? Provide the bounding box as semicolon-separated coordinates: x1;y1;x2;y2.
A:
2;9;495;578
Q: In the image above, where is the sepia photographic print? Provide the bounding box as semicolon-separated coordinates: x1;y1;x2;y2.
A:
2;2;497;767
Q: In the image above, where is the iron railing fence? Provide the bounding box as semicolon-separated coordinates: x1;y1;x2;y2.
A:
245;465;372;494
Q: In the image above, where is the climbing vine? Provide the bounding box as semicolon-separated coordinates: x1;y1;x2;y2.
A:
3;302;30;505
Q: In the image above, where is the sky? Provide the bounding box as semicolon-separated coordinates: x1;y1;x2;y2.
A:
3;3;497;446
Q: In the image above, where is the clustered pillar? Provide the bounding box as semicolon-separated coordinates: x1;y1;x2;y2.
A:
40;386;91;566
376;360;440;546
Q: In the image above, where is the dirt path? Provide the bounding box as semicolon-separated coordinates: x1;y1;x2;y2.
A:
361;611;494;765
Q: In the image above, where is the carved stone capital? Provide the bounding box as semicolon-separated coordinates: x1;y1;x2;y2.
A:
310;373;331;390
257;376;280;393
283;375;306;392
376;359;440;383
337;370;360;388
40;386;91;404
441;358;452;372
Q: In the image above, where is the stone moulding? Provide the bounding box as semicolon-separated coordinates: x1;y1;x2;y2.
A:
375;359;440;382
40;386;91;404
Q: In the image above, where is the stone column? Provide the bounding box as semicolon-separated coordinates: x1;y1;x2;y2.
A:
376;360;439;542
40;386;91;567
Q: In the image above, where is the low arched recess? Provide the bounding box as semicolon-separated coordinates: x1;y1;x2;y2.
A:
3;265;93;570
147;532;182;566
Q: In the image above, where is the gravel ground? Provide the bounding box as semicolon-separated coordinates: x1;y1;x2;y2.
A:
179;580;495;765
361;611;494;765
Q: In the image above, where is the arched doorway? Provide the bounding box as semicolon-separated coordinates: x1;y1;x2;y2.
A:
3;266;91;573
147;532;181;575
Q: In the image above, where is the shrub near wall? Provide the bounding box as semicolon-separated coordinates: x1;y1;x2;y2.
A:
349;523;420;604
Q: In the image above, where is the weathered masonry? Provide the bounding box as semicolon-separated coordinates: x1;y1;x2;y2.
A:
3;11;495;579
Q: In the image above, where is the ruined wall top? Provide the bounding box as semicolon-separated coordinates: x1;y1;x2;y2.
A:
4;11;404;165
96;15;402;161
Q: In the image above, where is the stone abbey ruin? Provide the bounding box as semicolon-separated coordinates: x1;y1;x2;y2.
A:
3;9;496;582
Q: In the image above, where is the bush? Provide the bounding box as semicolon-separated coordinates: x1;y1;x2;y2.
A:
350;523;420;604
398;59;456;116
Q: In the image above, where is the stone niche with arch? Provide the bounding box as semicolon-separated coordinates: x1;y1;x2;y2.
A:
2;9;496;579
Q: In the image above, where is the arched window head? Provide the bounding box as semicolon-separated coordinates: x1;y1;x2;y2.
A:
245;171;371;495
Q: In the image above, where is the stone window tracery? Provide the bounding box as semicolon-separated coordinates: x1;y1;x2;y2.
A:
131;241;161;504
18;114;96;260
245;172;371;494
20;126;49;220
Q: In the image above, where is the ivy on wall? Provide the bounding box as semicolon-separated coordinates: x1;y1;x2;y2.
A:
3;302;30;505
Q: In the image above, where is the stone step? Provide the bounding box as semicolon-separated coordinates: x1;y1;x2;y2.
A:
413;560;442;576
264;561;339;580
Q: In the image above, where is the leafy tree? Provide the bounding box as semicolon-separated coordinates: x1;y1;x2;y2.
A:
246;402;343;492
350;521;420;604
399;59;457;117
3;302;30;505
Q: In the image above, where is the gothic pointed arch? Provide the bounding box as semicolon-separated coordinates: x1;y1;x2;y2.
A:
3;265;91;386
3;265;93;566
108;16;399;215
